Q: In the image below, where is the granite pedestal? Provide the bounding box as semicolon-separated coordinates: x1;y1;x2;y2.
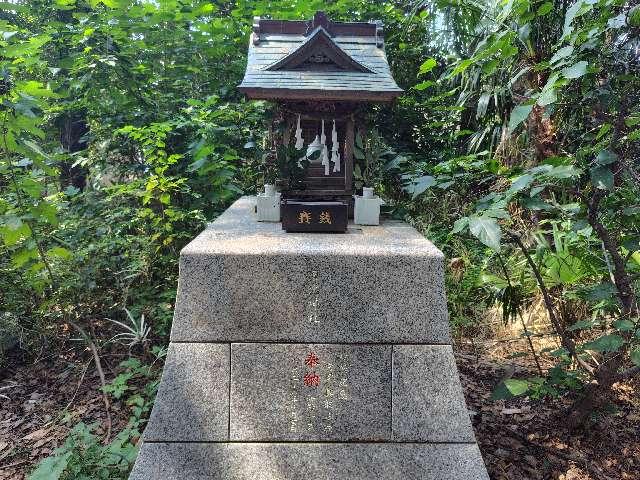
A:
130;196;489;479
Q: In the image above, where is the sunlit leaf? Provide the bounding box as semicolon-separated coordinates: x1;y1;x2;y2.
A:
491;379;529;400
562;61;588;79
469;216;501;251
508;104;533;131
583;334;624;353
418;58;437;75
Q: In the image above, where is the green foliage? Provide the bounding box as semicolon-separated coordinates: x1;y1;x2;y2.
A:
28;351;162;479
409;0;640;405
28;423;138;480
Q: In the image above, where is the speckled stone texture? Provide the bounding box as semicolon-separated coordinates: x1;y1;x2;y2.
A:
129;442;489;480
170;196;450;344
143;343;230;442
392;345;475;442
230;343;391;441
131;197;489;479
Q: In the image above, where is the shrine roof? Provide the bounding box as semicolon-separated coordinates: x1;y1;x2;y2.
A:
238;12;403;102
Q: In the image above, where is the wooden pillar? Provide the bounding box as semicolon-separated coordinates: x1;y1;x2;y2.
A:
282;114;294;147
344;115;355;194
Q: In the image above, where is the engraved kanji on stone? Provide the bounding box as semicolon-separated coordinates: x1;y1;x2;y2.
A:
303;372;320;387
304;352;320;368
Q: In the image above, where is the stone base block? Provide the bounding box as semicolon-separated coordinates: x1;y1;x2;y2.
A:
129;442;489;480
170;197;451;344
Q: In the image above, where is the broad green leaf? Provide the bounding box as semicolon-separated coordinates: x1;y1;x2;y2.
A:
21;140;50;160
521;197;551;211
590;166;614;190
537;73;560;106
47;246;73;260
509;174;534;193
1;221;31;246
550;46;573;65
32;201;58;225
12;247;39;267
582;282;618;302
413;80;435;91
596;150;618;165
27;451;71;480
584;334;624;353
405;175;435;198
468;216;501;251
508;104;533;131
20;178;44;198
544;251;584;285
504;379;530;395
612;319;635;332
537;2;553;15
452;217;469;234
450;58;473;77
492;379;529;400
631;6;640;28
0;2;28;11
545;165;581;179
562;61;588;79
419;58;437;75
563;1;587;39
15;80;55;98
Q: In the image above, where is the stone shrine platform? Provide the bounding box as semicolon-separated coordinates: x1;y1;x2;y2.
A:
130;196;489;479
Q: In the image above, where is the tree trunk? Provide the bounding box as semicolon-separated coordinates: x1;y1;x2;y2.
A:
57;112;89;190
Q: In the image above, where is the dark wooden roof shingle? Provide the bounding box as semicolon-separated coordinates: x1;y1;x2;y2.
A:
238;12;403;102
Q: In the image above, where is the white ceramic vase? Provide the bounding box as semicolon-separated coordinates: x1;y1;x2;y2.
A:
354;188;384;226
264;183;276;196
256;185;280;222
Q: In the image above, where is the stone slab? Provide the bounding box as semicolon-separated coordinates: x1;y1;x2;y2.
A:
392;345;475;442
170;196;450;344
143;343;230;442
130;442;490;480
230;343;391;441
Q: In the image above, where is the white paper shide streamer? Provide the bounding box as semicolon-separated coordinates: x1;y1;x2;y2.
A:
294;114;304;150
331;119;340;173
320;119;330;176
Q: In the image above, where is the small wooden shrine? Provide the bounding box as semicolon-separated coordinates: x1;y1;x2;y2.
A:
239;11;402;197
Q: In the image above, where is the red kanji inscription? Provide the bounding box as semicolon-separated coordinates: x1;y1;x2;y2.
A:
303;372;320;387
304;352;320;368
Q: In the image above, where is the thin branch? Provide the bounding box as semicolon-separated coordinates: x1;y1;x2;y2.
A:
496;253;544;376
510;233;595;376
587;189;638;318
67;320;112;443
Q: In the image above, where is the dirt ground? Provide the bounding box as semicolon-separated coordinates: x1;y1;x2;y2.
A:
0;335;638;480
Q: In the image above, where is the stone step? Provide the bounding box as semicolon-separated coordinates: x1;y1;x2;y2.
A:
130;442;489;480
142;342;474;444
